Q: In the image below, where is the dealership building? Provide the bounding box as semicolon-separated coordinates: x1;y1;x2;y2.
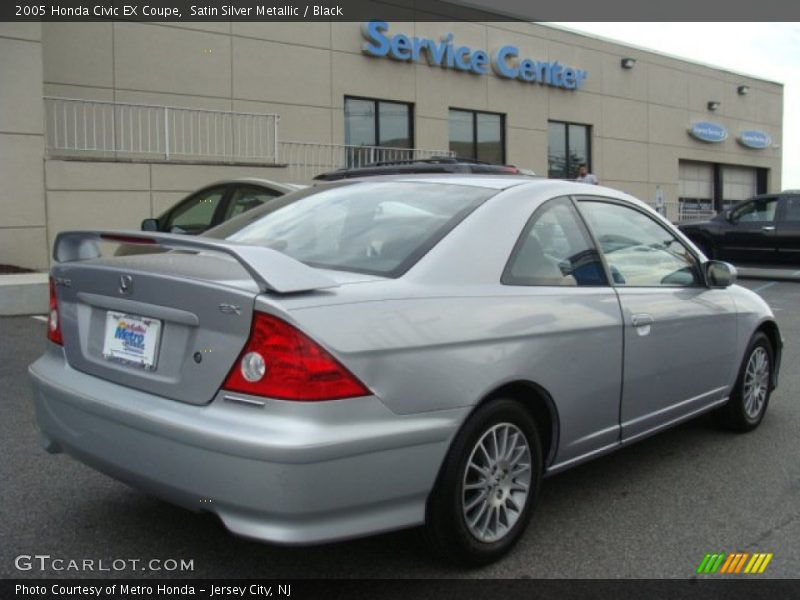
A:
0;15;784;270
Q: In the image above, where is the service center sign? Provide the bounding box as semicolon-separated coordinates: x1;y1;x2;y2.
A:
361;21;588;91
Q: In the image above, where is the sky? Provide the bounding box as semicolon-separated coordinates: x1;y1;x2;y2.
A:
553;22;800;189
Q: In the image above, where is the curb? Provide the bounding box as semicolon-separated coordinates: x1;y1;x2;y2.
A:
0;273;49;316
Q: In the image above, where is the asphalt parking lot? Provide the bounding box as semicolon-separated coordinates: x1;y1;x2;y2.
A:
1;278;798;579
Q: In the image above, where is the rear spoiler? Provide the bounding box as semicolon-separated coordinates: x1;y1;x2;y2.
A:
53;230;339;294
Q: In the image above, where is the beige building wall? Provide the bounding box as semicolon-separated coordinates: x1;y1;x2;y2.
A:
25;20;787;268
0;23;47;270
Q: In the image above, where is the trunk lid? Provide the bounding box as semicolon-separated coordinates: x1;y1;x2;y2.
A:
50;231;341;405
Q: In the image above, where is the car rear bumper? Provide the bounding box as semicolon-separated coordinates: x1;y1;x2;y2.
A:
29;346;465;544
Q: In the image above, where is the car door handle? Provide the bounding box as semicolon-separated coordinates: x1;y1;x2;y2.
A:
762;226;776;231
631;314;655;327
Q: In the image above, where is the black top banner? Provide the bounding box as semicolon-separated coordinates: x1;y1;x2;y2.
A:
2;0;800;21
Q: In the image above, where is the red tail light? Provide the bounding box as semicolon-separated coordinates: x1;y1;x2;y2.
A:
222;312;370;401
47;278;63;346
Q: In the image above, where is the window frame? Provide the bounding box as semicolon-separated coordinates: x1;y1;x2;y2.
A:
448;107;506;164
344;95;415;149
575;195;707;289
547;120;592;180
501;195;610;287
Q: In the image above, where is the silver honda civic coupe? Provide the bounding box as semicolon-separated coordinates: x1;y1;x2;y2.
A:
29;175;782;565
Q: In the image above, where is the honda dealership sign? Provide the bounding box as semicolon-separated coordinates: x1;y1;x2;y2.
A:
688;121;728;143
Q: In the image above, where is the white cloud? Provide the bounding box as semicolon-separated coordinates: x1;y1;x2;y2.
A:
553;22;800;189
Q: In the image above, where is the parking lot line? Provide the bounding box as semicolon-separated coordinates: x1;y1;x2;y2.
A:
30;315;47;322
752;281;779;294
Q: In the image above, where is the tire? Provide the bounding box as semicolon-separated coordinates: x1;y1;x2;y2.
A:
425;398;543;566
715;332;773;432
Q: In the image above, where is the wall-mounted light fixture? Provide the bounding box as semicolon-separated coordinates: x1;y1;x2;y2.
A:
737;85;750;95
707;101;721;111
620;58;636;69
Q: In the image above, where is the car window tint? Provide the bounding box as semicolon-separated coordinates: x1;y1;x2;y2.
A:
784;197;800;222
168;187;226;233
733;197;778;223
227;181;495;277
503;196;607;286
225;186;282;220
579;200;701;287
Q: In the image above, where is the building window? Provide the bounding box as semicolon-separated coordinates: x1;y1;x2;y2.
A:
547;121;591;179
344;97;413;167
344;97;412;149
448;109;505;164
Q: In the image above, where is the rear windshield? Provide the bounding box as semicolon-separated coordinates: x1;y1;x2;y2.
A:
224;181;495;277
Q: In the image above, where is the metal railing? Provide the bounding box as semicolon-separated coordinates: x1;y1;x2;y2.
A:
44;97;280;163
279;141;456;181
677;202;717;222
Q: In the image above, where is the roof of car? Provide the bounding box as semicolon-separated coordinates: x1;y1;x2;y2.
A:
202;178;306;191
314;174;640;199
315;173;535;190
313;157;530;181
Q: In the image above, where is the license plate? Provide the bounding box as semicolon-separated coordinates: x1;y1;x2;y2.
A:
102;311;162;370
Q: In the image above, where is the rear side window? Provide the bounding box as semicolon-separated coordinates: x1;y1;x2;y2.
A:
503;196;607;286
167;186;226;233
227;181;495;277
224;185;282;220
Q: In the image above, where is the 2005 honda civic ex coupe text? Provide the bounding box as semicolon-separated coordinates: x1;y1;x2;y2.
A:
29;175;783;565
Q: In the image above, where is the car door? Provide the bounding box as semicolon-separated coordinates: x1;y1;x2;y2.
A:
577;197;739;442
502;196;624;467
717;196;779;265
775;195;800;266
221;184;285;223
161;185;230;234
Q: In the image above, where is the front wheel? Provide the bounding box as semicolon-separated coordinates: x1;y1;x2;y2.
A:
715;332;773;432
425;399;543;566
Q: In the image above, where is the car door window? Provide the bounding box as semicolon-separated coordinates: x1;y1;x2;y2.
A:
224;185;283;220
733;197;778;223
579;200;701;287
783;197;800;222
167;187;226;233
503;196;607;286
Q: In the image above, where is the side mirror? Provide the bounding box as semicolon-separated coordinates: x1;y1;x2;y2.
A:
724;210;734;223
705;260;737;288
141;218;159;232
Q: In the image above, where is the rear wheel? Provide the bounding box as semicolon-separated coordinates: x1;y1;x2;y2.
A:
425;399;543;566
715;332;773;432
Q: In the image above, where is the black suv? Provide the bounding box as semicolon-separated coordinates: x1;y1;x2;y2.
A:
314;157;531;181
678;191;800;266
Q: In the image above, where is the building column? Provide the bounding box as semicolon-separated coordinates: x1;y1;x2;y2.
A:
0;23;47;270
